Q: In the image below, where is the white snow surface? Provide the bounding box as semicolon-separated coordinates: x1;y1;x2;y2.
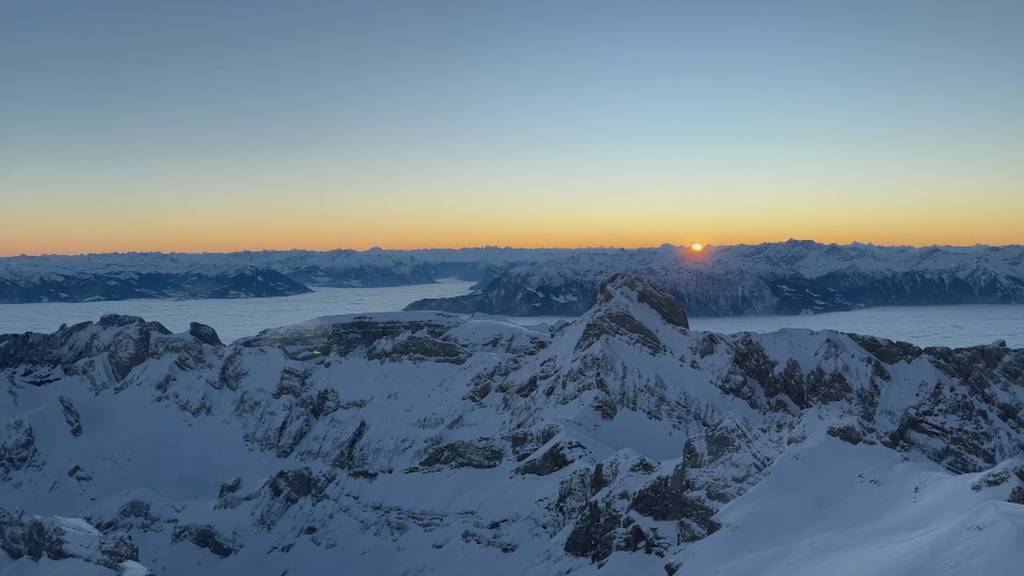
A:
1;275;1023;575
674;436;1024;576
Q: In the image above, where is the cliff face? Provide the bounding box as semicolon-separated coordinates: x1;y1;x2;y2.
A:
2;276;1024;575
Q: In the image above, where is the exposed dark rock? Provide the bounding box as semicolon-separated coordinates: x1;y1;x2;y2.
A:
333;420;368;469
241;316;459;360
93;500;162;535
0;419;40;478
119;500;154;520
218;349;247;390
827;425;863;445
505;426;559;462
466;381;491;402
67;465;92;482
419;440;504;470
970;464;1021;491
631;467;719;541
731;336;776;385
267;468;331;503
257;468;335;529
590;274;689;329
368;335;468;364
630;459;658;474
516;441;585;476
923;344;1010;381
0;315;168;381
696;333;722;358
461;529;518;553
592;395;619;420
98;533;139;566
889;414;996;474
1009;486;1024;504
172;524;237;557
0;512;69;563
562;502;620;562
805;367;853;404
774;359;809;409
514;376;540;397
188;322;223;346
591;463;609;495
0;509;138;570
57;396;82;437
100;316;170;381
578;311;663;354
218;477;242;499
849;334;922;365
564;501;668;562
215;477;249;511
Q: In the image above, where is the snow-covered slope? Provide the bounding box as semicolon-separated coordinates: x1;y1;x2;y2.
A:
2;275;1024;575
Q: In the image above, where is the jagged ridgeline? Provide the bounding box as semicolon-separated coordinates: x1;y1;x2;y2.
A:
2;275;1024;575
4;242;1024;316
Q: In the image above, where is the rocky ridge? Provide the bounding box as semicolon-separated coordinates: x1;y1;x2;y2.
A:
2;275;1024;574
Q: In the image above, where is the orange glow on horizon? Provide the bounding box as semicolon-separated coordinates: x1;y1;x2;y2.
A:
3;196;1024;258
4;231;1024;258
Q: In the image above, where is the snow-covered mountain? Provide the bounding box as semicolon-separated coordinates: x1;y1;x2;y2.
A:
2;275;1023;575
0;248;569;303
407;241;1024;316
0;263;311;303
5;242;1024;315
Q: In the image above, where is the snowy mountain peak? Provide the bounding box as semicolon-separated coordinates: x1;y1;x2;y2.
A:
2;290;1024;574
573;274;690;356
588;273;690;330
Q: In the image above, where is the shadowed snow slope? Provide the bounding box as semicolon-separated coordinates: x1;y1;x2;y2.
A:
2;276;1024;575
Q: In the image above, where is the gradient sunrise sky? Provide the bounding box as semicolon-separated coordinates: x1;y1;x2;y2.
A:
2;0;1022;256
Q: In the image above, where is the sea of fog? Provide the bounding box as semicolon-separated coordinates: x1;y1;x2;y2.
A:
0;280;476;343
690;306;1024;349
1;279;1022;348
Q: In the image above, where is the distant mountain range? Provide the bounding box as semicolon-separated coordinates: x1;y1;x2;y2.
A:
2;242;1023;316
2;275;1023;574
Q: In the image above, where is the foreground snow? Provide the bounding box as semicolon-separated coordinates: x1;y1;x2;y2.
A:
1;275;1023;575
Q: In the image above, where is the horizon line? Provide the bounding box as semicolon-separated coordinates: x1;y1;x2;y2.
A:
3;239;1024;259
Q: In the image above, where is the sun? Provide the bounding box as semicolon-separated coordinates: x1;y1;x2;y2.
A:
689;242;705;253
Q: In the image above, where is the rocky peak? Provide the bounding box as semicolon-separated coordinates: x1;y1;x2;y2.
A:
589;274;689;330
576;275;688;354
188;322;223;346
97;314;170;333
0;315;170;380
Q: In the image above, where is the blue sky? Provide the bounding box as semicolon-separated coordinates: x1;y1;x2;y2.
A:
2;0;1022;254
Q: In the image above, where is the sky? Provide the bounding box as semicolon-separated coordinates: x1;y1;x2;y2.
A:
1;0;1022;256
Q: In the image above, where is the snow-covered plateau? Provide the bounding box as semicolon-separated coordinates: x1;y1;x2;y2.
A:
2;275;1023;575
